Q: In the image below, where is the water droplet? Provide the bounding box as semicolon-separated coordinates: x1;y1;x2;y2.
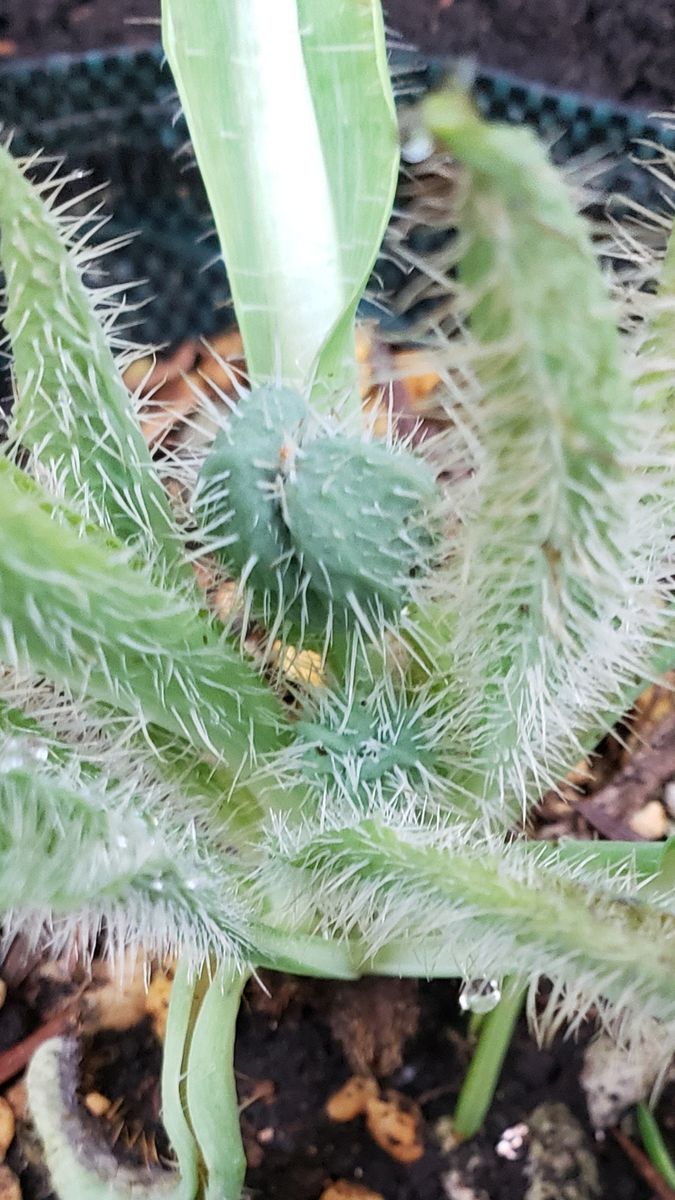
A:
401;129;434;165
459;978;501;1015
0;735;49;774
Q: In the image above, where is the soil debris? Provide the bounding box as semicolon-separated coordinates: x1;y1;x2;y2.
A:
610;1125;675;1200
144;967;174;1043
580;1028;673;1130
0;1099;15;1163
317;979;420;1077
246;972;301;1023
0;1165;20;1200
2;1083;26;1126
442;1163;490;1200
576;701;675;841
326;1077;380;1123
535;675;675;841
327;1075;425;1163
320;1182;384;1200
386;0;675;109
365;1090;425;1164
238;1078;275;1113
81;957;147;1034
524;1102;600;1200
84;1092;111;1118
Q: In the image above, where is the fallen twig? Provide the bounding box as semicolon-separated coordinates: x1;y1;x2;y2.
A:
0;1003;79;1087
611;1125;675;1200
577;710;675;840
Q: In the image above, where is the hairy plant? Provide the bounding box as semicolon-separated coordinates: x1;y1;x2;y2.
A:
0;3;674;1197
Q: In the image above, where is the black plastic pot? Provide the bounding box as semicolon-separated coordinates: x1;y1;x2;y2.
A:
1;43;673;347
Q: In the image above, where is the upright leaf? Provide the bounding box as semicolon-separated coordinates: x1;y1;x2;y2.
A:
0;147;187;584
420;92;675;813
163;0;399;408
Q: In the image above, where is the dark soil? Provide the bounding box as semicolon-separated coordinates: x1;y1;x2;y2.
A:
3;0;675;111
236;979;611;1200
386;0;675;109
0;0;159;57
3;974;671;1200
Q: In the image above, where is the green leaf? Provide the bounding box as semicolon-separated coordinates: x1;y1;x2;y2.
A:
0;768;169;912
0;458;287;770
163;0;399;408
419;91;675;814
638;194;675;410
637;1102;675;1190
453;980;525;1140
0;752;255;962
276;818;675;1025
0;146;188;586
297;0;399;406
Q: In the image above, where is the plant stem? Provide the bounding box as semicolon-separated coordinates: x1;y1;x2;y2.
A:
637;1102;675;1190
161;961;201;1200
185;963;249;1200
453;980;525;1141
285;820;675;1020
0;458;287;773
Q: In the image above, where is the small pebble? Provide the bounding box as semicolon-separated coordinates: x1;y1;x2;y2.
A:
442;1167;490;1200
365;1091;424;1164
496;1122;529;1161
581;1027;666;1129
326;1076;379;1122
2;1082;26;1124
320;1183;383;1200
0;1100;14;1163
435;1114;462;1153
82;955;148;1033
84;1092;111;1118
629;800;668;840
0;1164;20;1200
525;1102;600;1200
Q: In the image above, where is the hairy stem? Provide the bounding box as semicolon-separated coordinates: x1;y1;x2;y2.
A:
0;459;287;773
281;819;675;1024
0;146;188;587
415;91;675;815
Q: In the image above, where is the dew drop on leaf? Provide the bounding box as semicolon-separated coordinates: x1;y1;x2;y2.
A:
458;978;502;1014
0;735;49;773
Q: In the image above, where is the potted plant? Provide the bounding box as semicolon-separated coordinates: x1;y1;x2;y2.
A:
0;1;674;1197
